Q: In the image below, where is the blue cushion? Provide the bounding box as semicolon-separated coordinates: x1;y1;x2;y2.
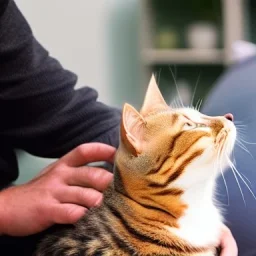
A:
202;56;256;256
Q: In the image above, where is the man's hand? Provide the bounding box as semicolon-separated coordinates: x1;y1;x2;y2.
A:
220;225;238;256
0;143;115;236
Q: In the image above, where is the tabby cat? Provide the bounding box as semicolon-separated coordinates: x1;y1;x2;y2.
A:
36;75;236;256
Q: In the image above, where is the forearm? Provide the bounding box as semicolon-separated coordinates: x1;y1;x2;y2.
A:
0;187;12;235
0;0;121;157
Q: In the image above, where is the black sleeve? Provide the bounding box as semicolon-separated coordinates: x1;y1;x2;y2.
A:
0;0;121;159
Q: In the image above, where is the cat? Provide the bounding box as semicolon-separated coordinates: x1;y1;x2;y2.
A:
35;75;236;256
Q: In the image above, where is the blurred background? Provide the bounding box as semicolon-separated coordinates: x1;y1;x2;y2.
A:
15;0;256;183
15;0;256;108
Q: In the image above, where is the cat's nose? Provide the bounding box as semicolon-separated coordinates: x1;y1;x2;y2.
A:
224;113;234;122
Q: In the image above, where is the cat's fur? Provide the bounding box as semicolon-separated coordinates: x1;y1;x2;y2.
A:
36;75;236;256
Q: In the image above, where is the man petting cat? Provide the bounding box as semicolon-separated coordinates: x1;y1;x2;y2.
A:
0;0;237;255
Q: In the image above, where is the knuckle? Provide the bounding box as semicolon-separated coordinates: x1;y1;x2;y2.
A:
75;144;88;156
85;166;104;181
83;166;96;179
75;187;87;201
87;190;103;207
65;206;84;223
75;187;103;207
52;163;67;176
75;143;102;157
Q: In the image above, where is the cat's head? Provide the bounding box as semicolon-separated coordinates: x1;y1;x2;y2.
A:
115;75;236;192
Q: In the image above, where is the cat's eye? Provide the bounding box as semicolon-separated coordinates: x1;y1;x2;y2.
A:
184;122;207;130
186;122;193;127
197;123;207;128
184;122;197;130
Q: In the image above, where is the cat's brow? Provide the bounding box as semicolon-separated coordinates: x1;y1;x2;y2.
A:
182;114;195;122
182;114;208;124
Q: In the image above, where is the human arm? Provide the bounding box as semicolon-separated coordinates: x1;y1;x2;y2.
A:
0;0;120;236
0;0;121;187
0;0;121;158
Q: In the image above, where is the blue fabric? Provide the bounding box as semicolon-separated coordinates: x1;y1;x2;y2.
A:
202;56;256;256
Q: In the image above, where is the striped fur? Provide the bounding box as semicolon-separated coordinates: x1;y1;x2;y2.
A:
36;75;236;256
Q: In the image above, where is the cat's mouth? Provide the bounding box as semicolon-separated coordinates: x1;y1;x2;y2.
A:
216;131;227;145
215;117;236;157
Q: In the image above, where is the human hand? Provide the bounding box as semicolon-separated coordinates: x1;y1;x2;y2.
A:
0;143;115;236
219;225;238;256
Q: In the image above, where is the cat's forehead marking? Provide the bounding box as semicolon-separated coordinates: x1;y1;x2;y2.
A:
176;108;204;123
144;109;172;119
144;108;205;124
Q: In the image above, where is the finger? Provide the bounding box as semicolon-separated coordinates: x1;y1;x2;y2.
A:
66;166;113;191
220;239;238;256
51;203;87;224
61;143;116;167
220;227;238;256
56;186;103;208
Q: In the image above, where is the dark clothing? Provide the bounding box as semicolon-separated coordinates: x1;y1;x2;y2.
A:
0;1;120;255
202;56;256;256
2;0;255;255
0;0;120;189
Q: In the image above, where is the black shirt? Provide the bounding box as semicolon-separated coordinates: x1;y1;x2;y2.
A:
0;0;121;187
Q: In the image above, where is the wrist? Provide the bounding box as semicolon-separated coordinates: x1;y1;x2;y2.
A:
0;186;13;235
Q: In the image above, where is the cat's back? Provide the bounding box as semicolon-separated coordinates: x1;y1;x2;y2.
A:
35;186;129;256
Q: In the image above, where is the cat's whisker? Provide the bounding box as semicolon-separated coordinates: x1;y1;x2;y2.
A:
217;147;230;206
236;139;254;159
239;137;256;145
236;129;247;135
241;173;252;185
170;96;183;109
195;99;199;110
190;71;201;108
236;129;249;136
170;98;177;108
195;98;203;111
227;156;246;206
232;148;237;166
236;126;248;131
235;124;247;127
227;155;256;203
237;117;256;125
213;147;220;176
173;98;180;109
168;66;184;108
234;120;246;125
236;139;251;151
198;99;203;111
220;167;230;206
236;129;247;136
156;69;162;86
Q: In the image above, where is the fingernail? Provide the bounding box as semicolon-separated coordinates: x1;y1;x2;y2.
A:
94;194;103;207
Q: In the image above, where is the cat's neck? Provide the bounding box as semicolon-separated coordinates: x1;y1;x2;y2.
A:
168;178;223;248
113;161;223;249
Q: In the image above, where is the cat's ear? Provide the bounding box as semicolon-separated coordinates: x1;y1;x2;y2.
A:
121;103;146;156
140;74;168;116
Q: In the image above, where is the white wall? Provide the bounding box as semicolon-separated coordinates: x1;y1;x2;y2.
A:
16;0;111;104
14;0;142;184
